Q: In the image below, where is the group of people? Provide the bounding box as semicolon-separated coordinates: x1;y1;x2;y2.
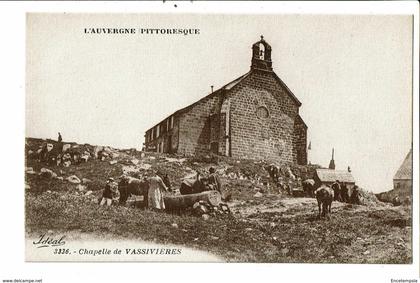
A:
330;180;361;204
99;167;222;211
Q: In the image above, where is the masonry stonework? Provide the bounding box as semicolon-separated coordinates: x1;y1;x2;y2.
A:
144;37;307;165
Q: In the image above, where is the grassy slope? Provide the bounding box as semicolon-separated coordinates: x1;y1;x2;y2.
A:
25;138;412;263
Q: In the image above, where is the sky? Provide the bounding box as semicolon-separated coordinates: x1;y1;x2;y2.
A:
26;13;413;193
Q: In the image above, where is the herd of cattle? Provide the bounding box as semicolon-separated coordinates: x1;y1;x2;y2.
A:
265;164;364;218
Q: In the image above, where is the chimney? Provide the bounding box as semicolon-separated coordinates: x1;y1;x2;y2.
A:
211;85;214;93
348;166;351;173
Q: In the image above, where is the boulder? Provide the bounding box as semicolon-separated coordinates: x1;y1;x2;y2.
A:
40;168;57;179
109;160;118;165
63;161;71;167
82;178;92;184
62;144;71;152
80;154;89;162
76;184;86;191
139;163;152;170
66;175;81;184
254;192;263;198
201;214;210;221
46;143;54;152
25;167;36;175
93;146;103;158
110;152;119;158
84;190;93;196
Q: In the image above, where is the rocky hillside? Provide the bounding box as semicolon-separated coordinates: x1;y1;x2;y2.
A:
24;137;411;263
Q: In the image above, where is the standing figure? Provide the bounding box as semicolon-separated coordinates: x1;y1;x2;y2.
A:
57;132;63;152
207;167;222;193
100;177;117;206
331;180;342;202
147;171;170;210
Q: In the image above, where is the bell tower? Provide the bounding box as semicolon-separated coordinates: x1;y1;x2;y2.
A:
251;35;273;72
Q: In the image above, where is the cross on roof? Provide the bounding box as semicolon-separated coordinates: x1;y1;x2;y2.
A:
260;35;264;40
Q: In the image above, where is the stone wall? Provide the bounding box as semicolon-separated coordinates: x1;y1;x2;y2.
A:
228;70;304;164
177;93;222;156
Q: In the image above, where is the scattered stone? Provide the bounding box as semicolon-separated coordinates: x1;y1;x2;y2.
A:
66;175;81;184
109;160;118;165
363;250;370;255
46;190;51;193
84;190;93;196
329;255;335;259
270;222;276;228
272;236;278;241
110;152;119;158
193;238;199;241
76;184;87;192
139;163;152;170
56;177;64;181
131;159;139;165
46;143;54;152
80;154;89;162
25;167;36;174
171;223;178;228
82;178;92;184
140;152;146;158
280;248;289;256
254;192;263;198
245;228;253;231
62;144;71;152
149;156;156;160
211;236;219;240
63;161;71;167
201;214;210;220
40;168;57;179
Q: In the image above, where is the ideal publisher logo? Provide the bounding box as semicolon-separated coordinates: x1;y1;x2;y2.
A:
32;233;66;248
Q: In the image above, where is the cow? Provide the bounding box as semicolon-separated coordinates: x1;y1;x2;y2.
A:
118;174;171;206
118;176;150;206
315;185;334;218
302;179;316;197
179;172;208;195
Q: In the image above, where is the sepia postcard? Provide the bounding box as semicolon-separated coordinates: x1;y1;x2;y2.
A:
24;11;415;266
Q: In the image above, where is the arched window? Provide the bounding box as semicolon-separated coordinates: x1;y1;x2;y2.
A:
259;43;265;60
